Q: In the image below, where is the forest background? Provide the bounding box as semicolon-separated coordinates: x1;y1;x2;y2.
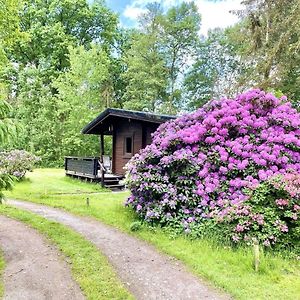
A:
1;0;299;166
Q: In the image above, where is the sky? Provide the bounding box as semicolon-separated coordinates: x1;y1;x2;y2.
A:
106;0;244;35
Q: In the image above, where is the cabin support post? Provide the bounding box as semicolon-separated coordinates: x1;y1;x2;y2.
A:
100;134;105;187
100;134;105;157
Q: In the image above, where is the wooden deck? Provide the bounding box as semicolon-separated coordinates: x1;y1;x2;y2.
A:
65;157;125;189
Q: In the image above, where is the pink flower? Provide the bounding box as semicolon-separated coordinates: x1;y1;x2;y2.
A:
275;199;289;207
235;224;245;232
232;235;240;242
280;224;289;232
294;204;300;211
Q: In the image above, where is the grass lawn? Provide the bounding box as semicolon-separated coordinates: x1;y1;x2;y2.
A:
5;168;300;300
14;168;107;195
0;204;132;300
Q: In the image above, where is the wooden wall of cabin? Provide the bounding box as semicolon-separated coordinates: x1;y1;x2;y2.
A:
143;123;158;147
112;119;159;175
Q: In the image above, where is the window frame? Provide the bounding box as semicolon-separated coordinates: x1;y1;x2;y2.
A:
123;135;134;158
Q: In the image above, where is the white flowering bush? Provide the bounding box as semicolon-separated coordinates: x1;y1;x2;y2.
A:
0;150;40;179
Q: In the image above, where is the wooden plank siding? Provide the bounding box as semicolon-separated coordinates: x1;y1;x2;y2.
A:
112;120;160;175
143;123;158;147
113;119;143;175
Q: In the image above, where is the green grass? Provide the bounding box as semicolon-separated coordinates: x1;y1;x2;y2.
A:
0;204;132;300
5;168;300;300
0;250;4;298
13;168;107;196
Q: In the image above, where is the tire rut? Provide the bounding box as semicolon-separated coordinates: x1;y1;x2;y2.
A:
8;199;231;300
0;215;84;300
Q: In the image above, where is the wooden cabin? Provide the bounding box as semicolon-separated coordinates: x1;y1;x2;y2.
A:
65;108;174;188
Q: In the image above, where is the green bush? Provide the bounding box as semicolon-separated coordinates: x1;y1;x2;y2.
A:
221;173;300;254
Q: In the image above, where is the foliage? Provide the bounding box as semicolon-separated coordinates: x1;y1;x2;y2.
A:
130;221;142;232
122;1;201;113
0;0;24;46
219;173;300;253
184;28;246;111
0;98;14;143
0;94;16;201
0;171;13;202
161;1;201;112
126;90;300;250
236;0;300;101
0;150;40;179
185;0;300;110
6;168;300;300
7;0;117;67
2;0;118;165
54;44;111;159
122;30;168;112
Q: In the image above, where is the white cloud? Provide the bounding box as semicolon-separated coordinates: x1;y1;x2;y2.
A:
122;0;244;34
123;6;147;20
195;0;243;35
122;0;181;23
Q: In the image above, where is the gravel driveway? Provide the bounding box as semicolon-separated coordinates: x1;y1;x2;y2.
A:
0;215;84;300
8;199;231;300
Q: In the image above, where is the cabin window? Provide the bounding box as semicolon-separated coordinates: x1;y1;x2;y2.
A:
124;136;133;156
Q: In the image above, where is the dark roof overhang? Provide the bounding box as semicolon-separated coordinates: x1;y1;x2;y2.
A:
82;108;175;135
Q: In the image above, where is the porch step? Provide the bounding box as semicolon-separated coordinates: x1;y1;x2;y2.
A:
104;178;120;183
104;184;125;190
102;174;125;190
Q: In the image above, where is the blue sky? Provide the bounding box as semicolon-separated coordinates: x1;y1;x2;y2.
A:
106;0;243;35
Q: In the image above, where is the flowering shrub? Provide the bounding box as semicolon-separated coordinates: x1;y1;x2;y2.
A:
221;173;300;251
0;150;40;179
126;89;300;249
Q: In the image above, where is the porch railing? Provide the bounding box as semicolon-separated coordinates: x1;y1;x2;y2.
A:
64;156;99;178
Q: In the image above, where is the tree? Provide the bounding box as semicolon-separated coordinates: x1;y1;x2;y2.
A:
122;1;201;114
2;0;118;164
184;28;245;111
237;0;300;101
0;87;14;146
0;97;14;199
122;4;167;112
122;31;168;112
108;28;134;108
0;0;21;143
0;0;23;199
0;0;24;46
161;1;201;113
7;0;117;69
54;44;111;158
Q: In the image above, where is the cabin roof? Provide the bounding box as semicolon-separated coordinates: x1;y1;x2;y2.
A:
82;108;175;135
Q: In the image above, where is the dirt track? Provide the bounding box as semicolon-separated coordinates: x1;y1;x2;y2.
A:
0;215;84;300
8;199;231;300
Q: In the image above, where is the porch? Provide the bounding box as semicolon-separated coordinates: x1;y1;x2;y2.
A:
65;156;125;189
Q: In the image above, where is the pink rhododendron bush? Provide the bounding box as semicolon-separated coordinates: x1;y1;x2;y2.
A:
224;173;299;251
125;89;300;251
